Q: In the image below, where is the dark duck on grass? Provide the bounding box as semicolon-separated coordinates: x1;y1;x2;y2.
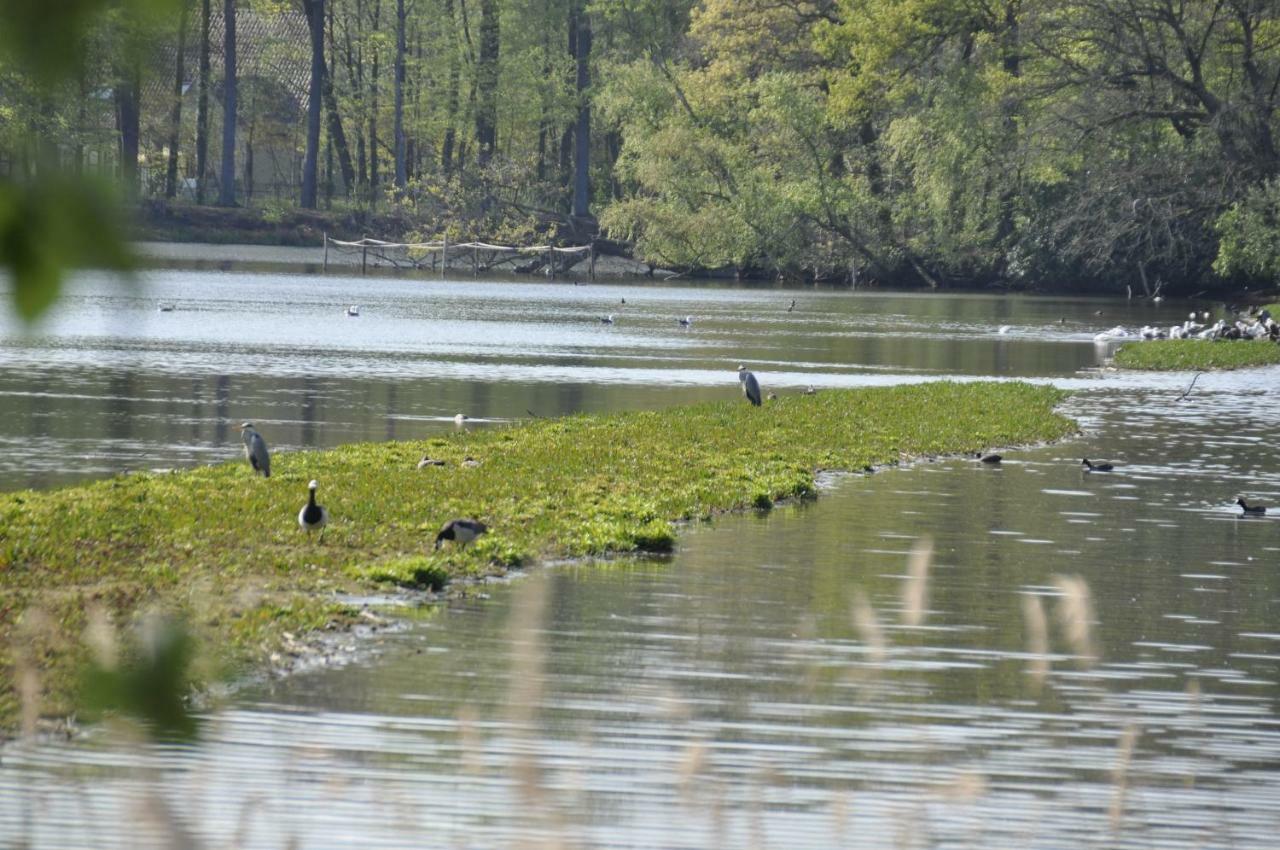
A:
435;518;488;549
237;422;271;477
1236;498;1267;516
1081;458;1114;472
298;480;329;537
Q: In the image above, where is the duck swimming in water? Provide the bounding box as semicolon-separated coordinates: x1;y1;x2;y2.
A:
1081;458;1114;472
1236;498;1267;516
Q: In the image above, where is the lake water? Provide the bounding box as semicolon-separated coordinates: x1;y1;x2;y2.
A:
1;270;1278;848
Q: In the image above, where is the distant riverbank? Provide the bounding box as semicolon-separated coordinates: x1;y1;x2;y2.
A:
133;240;663;277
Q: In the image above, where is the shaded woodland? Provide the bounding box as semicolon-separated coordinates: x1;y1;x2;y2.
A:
3;0;1280;293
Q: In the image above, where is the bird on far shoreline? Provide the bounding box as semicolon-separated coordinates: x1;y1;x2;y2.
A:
1236;498;1266;516
298;480;329;538
237;422;271;477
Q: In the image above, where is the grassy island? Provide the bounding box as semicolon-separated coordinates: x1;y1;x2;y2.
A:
1113;339;1280;371
0;381;1073;729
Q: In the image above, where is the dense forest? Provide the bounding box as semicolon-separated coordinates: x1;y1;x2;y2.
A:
3;0;1280;295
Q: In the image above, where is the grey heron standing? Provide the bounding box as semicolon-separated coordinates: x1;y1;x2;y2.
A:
237;422;271;477
737;365;762;407
298;480;329;538
435;518;488;549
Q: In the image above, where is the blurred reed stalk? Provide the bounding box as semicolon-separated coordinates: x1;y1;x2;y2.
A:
851;589;887;667
1051;575;1099;668
1021;593;1051;686
900;537;933;627
1109;724;1140;831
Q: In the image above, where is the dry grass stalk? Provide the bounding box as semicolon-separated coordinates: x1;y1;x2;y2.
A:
1050;575;1098;667
851;589;887;666
900;537;933;627
1108;724;1140;832
1021;593;1050;686
84;603;118;668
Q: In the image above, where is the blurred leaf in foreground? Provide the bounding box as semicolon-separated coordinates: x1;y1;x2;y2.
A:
0;176;135;321
79;609;201;743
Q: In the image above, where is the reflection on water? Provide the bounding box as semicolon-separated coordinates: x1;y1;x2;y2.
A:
2;271;1279;848
0;269;1189;490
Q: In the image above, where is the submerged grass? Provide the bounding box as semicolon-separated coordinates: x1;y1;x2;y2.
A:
0;381;1074;729
1113;339;1280;371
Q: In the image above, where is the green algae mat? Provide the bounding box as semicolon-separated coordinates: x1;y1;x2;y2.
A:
0;381;1073;728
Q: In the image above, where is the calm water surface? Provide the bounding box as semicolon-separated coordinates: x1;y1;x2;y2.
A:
1;270;1278;848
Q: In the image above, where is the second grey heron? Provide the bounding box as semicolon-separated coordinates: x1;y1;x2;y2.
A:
737;365;762;407
237;422;271;477
298;480;329;537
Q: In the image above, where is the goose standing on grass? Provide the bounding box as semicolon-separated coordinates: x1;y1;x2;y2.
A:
298;480;329;537
435;518;488;549
1236;498;1267;516
600;314;615;325
237;422;271;477
678;315;693;327
1081;458;1114;472
737;365;762;407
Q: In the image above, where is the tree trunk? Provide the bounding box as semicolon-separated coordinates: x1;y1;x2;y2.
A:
300;0;324;208
571;6;591;220
393;0;407;190
218;0;238;206
368;0;381;201
475;0;499;167
165;1;189;199
440;0;460;174
115;60;141;200
323;0;355;194
195;0;211;203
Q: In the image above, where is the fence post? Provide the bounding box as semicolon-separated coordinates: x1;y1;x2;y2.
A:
322;232;328;273
361;235;368;275
441;236;448;277
473;245;479;277
589;241;596;281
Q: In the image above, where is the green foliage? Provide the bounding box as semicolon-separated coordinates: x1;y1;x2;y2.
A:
0;382;1073;729
1113;340;1280;371
1214;179;1280;283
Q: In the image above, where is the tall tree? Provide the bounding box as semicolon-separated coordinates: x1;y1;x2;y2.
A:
571;4;591;219
393;0;408;189
440;0;461;174
217;0;237;206
164;1;189;199
300;0;325;208
323;0;355;194
475;0;499;166
195;0;211;203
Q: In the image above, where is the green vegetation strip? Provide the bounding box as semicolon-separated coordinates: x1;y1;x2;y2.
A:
1113;339;1280;371
0;382;1073;728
